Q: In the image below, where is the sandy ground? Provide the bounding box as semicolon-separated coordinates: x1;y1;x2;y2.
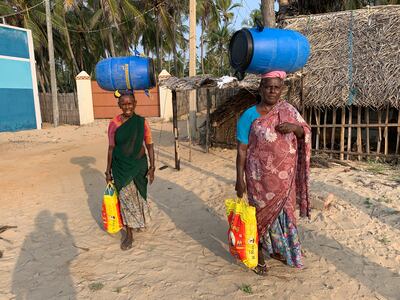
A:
0;119;399;300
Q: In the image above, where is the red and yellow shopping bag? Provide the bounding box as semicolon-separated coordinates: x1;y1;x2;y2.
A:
225;198;258;268
102;183;123;234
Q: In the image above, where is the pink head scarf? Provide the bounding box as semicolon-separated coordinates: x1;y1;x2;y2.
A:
261;71;287;80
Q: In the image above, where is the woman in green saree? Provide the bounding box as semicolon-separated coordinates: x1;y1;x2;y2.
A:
105;90;155;250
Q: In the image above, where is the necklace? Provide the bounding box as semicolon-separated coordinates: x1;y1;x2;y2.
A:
120;114;130;123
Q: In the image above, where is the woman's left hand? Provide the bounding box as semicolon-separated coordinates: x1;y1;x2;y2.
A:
147;167;155;185
276;122;304;138
275;122;299;134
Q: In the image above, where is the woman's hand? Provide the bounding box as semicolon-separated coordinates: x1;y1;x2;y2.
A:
147;167;155;185
275;122;304;138
105;171;113;183
235;178;246;198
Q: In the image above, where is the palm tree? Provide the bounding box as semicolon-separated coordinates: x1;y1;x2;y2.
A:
215;0;241;26
197;0;218;74
242;5;262;27
206;24;233;76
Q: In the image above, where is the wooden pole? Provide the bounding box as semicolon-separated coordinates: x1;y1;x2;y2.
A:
340;107;346;160
262;0;276;28
313;149;400;159
300;74;305;117
323;109;327;149
347;106;352;160
45;0;59;127
187;114;192;162
330;109;337;158
205;88;211;153
377;110;382;160
384;105;389;159
188;0;197;141
189;0;196;76
357;107;362;161
365;107;370;155
310;123;399;128
315;108;320;151
172;91;180;170
396;109;400;156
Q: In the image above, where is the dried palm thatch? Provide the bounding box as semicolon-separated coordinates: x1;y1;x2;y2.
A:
285;5;400;109
159;75;217;90
159;73;263;91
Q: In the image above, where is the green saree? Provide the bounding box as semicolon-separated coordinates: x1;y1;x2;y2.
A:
112;114;148;200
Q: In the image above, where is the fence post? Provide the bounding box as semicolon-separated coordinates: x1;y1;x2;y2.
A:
76;71;94;125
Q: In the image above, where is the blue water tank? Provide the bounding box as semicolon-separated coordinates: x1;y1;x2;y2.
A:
95;56;156;91
229;27;310;75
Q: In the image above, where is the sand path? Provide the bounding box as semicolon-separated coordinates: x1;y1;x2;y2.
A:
0;120;399;299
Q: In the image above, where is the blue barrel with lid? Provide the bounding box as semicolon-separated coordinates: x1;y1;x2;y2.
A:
95;56;156;91
229;27;310;76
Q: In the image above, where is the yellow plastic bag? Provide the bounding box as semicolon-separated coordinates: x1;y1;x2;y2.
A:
102;183;123;234
225;198;258;269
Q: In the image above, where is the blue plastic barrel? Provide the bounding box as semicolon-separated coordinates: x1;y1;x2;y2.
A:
229;27;310;75
95;56;156;91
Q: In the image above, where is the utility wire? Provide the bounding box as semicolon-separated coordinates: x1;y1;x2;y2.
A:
66;0;169;34
0;0;45;18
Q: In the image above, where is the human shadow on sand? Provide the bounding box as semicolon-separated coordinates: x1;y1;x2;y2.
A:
12;210;77;300
149;177;233;264
301;227;399;299
71;156;104;229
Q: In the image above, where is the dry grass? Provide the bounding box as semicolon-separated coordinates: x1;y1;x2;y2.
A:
285;6;400;109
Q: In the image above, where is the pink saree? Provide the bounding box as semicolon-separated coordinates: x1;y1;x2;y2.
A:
245;101;311;237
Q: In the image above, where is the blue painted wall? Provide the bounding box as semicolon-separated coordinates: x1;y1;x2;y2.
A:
0;26;30;59
0;26;38;132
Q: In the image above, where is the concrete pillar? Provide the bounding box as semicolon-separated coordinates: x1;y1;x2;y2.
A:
158;70;173;121
76;71;94;125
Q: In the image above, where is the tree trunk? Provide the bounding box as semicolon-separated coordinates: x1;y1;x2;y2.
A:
172;22;179;76
219;44;223;76
154;4;162;73
200;17;205;75
37;68;46;93
108;31;116;56
262;0;275;28
41;60;50;94
62;11;80;75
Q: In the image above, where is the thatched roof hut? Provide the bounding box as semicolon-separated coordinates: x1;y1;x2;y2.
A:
284;5;400;109
160;7;400;161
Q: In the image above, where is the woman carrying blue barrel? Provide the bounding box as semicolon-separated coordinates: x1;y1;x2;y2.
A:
105;90;155;250
235;70;311;275
230;26;312;275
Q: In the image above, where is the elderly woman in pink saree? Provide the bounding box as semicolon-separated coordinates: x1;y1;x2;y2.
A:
235;71;311;275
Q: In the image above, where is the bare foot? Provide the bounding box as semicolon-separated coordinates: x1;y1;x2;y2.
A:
121;228;133;250
121;235;133;250
253;263;268;276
